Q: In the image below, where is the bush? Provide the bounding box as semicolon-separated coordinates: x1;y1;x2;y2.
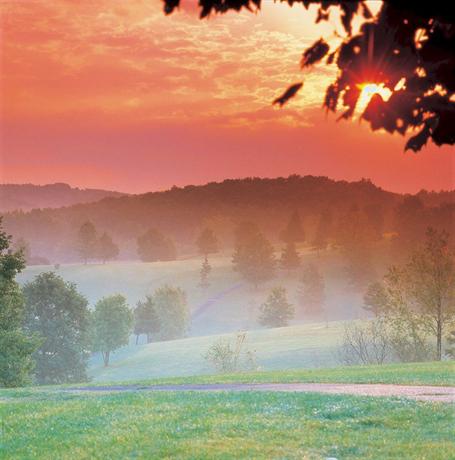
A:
339;319;391;365
204;332;257;373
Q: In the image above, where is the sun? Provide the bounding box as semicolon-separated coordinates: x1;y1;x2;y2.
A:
356;83;392;114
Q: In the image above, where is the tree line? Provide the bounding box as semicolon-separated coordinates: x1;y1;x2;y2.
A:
4;176;454;264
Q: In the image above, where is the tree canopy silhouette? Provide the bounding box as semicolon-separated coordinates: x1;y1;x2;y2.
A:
163;1;455;152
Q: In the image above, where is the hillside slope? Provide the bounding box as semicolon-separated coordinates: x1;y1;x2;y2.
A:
0;182;125;212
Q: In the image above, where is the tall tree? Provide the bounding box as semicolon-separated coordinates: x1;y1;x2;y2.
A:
313;208;333;253
164;1;455;152
92;295;133;366
0;220;38;387
298;264;326;317
259;287;294;328
280;240;301;271
153;285;188;341
196;228;219;257
77;221;97;264
23;272;91;384
199;256;212;289
280;210;305;244
97;232;119;263
366;228;455;360
133;296;160;344
232;222;276;288
137;228;177;262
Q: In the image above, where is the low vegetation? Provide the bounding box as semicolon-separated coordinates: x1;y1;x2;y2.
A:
1;389;453;459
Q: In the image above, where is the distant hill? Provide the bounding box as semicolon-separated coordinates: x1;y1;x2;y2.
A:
0;183;125;212
2;175;454;263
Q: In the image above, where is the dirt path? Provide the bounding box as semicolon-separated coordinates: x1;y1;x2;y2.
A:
67;382;455;403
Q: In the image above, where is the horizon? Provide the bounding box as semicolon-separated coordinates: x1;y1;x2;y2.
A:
2;172;455;196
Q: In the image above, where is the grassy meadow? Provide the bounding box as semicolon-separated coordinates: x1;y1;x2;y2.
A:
16;249;365;337
1;388;454;460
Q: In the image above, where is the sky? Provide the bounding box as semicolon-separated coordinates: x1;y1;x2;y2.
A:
0;0;453;194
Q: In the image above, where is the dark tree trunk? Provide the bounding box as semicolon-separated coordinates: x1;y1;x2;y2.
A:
102;351;110;366
436;319;442;361
136;334;139;345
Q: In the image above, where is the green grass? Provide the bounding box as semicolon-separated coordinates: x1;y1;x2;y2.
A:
78;361;455;388
88;321;347;382
1;390;453;459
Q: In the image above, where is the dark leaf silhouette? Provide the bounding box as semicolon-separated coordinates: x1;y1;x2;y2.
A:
273;82;303;107
163;0;455;152
301;39;330;68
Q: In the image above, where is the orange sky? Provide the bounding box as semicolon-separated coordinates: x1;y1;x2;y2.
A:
0;0;453;193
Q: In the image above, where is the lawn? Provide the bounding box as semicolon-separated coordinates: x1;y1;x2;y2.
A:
88;321;347;382
1;390;453;459
17;252;365;337
86;360;455;387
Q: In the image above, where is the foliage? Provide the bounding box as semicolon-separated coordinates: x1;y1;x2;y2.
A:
298;263;325;316
23;272;91;384
164;1;455;151
5;176;453;264
0;330;38;388
92;295;133;366
133;296;160;344
0;219;38;387
204;331;257;373
232;222;276;287
137;228;177;262
97;232;119;263
152;285;188;341
339;319;391;366
280;210;304;243
199;256;211;288
77;221;97;264
312;208;333;252
196;227;219;256
280;241;301;271
368;228;455;360
447;330;455;359
337;205;377;288
259;287;294;328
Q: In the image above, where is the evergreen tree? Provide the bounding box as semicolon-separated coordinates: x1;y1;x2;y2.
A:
232;223;276;288
313;208;333;253
97;232;119;263
133;296;160;344
280;240;301;271
298;264;326;317
259;287;294;328
280;210;304;244
196;228;219;257
199;256;212;288
137;228;176;262
153;285;188;341
77;221;97;264
23;272;91;384
0;219;38;387
92;294;133;366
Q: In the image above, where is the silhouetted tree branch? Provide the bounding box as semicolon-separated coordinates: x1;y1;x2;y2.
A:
163;0;455;152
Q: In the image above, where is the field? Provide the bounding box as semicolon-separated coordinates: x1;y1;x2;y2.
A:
88;321;346;382
17;251;365;337
1;386;454;459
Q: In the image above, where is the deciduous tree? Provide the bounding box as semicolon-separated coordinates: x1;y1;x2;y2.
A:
92;294;133;366
23;272;91;384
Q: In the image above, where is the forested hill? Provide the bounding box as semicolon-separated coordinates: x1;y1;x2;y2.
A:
2;176;454;263
0;183;125;212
